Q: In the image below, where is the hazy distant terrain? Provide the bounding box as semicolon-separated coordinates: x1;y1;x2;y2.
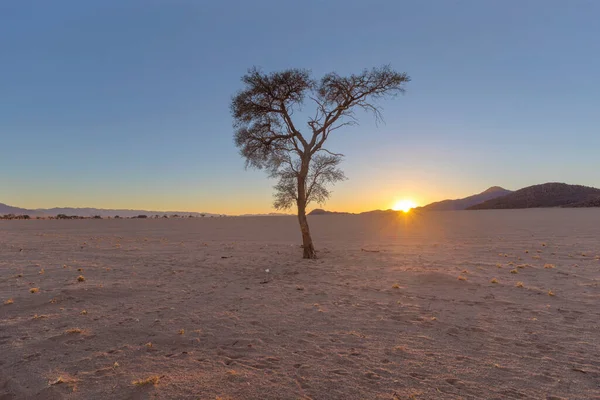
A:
308;209;352;215
0;203;35;216
0;203;220;218
310;183;600;215
1;211;599;399
5;182;600;219
308;187;513;215
468;183;600;210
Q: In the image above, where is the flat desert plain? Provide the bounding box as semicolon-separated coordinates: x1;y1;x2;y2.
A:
1;209;599;400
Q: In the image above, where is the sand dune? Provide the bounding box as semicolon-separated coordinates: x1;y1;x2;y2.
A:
1;210;599;399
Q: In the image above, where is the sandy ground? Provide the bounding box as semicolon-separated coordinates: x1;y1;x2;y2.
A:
1;209;599;400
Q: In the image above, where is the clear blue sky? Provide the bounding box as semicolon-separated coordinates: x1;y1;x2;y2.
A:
2;0;599;214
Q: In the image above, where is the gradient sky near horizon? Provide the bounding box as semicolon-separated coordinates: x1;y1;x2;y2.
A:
2;1;599;214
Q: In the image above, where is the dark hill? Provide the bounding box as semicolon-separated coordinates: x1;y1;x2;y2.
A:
467;183;600;210
420;186;512;211
568;197;600;208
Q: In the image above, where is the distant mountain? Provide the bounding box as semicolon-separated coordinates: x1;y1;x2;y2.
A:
358;209;405;216
309;208;418;217
419;186;512;211
467;183;600;210
308;209;353;216
37;207;221;218
0;203;41;216
238;212;294;217
0;203;220;218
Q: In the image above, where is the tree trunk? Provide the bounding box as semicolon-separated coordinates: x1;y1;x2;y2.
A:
297;201;316;259
297;160;317;259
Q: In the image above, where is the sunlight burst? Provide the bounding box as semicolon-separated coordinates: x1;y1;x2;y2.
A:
392;199;417;213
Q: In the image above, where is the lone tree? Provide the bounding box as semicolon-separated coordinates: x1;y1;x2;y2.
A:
232;66;410;259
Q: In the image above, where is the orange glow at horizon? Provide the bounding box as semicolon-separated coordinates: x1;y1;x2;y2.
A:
392;199;417;213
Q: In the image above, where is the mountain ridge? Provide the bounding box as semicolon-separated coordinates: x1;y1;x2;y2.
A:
417;186;512;211
0;203;220;218
0;203;36;216
4;182;600;218
467;183;600;210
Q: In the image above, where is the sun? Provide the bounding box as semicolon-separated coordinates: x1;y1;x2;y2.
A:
392;199;417;213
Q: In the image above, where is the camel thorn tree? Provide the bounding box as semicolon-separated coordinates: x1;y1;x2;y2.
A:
231;65;410;259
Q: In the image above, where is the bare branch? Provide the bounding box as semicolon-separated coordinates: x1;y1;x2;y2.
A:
318;148;345;157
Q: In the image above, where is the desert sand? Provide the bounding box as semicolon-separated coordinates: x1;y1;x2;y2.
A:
1;209;599;399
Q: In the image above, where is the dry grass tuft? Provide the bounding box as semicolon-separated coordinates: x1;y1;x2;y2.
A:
516;282;524;288
544;264;555;269
541;243;546;247
548;290;555;297
49;376;64;385
80;310;88;315
39;268;45;274
510;269;518;274
33;314;48;319
178;329;185;335
77;268;84;272
65;328;83;334
392;283;400;289
4;298;14;305
132;375;160;386
145;342;153;348
30;288;39;293
490;278;499;284
348;330;367;338
457;275;467;281
49;298;57;304
77;275;85;282
496;263;502;268
406;390;423;399
532;255;541;260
